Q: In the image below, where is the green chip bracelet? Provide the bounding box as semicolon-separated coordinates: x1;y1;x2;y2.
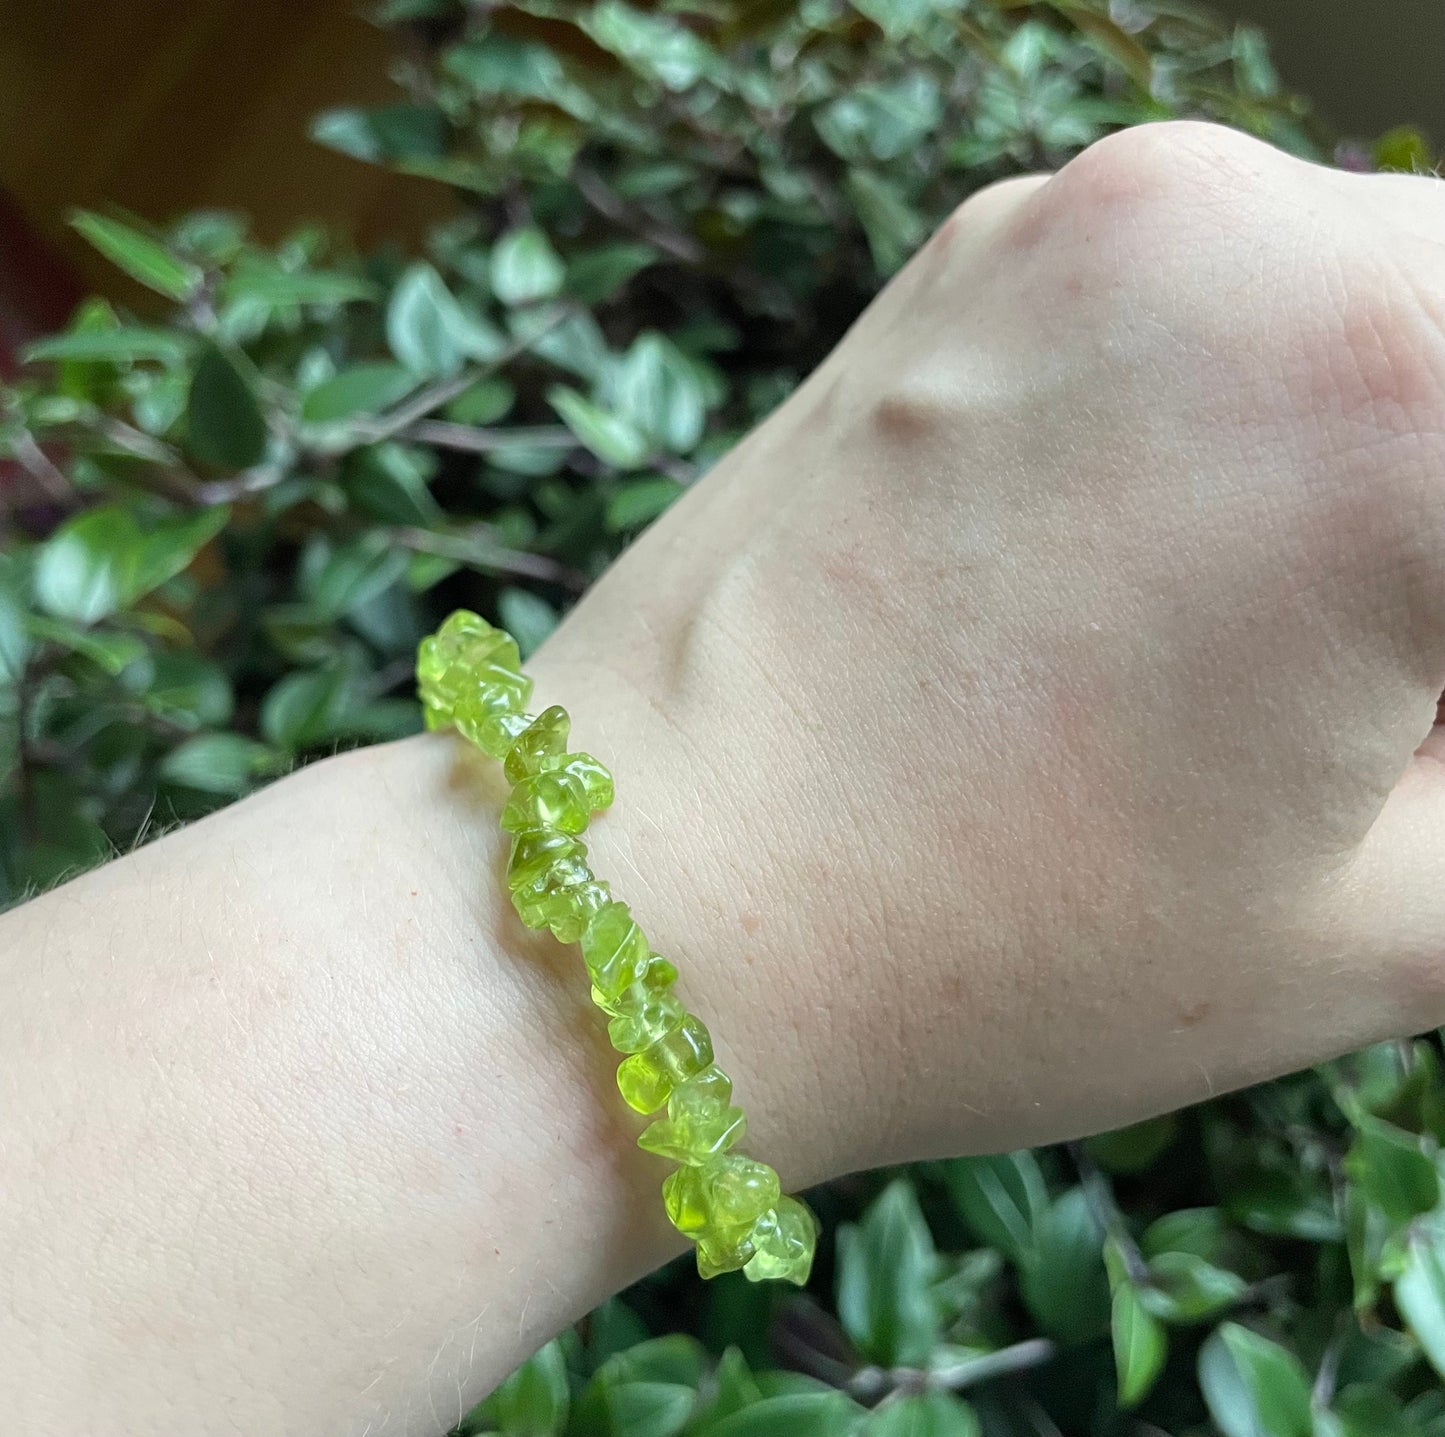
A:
417;609;818;1285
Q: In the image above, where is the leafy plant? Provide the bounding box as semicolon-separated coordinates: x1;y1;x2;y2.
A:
2;0;1439;1431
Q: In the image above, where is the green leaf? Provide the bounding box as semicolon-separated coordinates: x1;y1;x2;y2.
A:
567;243;658;304
491;227;566;308
70;210;202;301
603;1381;694;1437
187;345;268;468
345;443;441;526
1112;1283;1167;1408
160;733;276;795
1140;1207;1230;1264
582;1;719;91
547;385;650;468
23;327;190;366
310;103;449;163
1198;1323;1314;1437
706;1392;863;1437
850;0;937;39
0;569;30;685
836;1178;939;1367
945;1151;1048;1262
259;666;353;751
816;75;942;164
1141;1250;1249;1325
864;1392;980;1437
27;614;147;674
141;650;234;729
1396;1222;1445;1379
1375;125;1435;175
612;334;707;453
34;505;227;624
386;262;498;377
1019;1188;1110;1342
130;507;231;600
34;511;124;624
445;378;514;426
1345;1118;1440;1230
603;1335;705;1388
497;588;559;659
607;477;684;533
488;1337;570;1436
302;537;409;621
302;363;418;423
219;258;378;307
702;1348;762;1427
846;169;924;275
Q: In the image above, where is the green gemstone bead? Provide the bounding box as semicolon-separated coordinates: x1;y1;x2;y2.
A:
607;988;685;1054
637;1100;746;1165
615;1013;713;1113
661;1153;780;1235
638;1064;747;1164
504;705;570;785
542;880;611;943
556;753;614;812
511;856;594;929
590;952;676;1015
507;829;586;893
670;1063;732;1118
705;1154;781;1229
695;1223;758;1279
435;609;494;648
743;1197;818;1286
500;771;591;835
458;706;533;757
580;902;650;1002
453;666;532;723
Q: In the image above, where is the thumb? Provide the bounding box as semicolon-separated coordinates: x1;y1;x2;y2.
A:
1325;751;1445;1040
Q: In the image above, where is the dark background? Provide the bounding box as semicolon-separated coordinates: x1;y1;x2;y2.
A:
1220;0;1443;140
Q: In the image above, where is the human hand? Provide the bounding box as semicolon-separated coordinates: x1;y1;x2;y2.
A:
532;120;1445;1184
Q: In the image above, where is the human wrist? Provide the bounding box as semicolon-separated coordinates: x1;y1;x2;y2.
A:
519;644;872;1193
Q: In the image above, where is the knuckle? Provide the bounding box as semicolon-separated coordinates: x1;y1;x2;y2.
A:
1022;121;1284;253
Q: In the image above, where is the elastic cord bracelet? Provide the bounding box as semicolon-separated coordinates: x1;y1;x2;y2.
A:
417;610;817;1285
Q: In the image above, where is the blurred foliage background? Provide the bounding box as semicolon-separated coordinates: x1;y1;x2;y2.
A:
1;2;1443;1434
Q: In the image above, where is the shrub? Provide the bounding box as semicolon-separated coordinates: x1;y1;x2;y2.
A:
3;2;1441;1433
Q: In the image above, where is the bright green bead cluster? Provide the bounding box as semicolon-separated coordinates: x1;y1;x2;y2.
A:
417;610;817;1285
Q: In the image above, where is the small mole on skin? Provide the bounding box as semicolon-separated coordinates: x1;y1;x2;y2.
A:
740;911;761;936
1178;1001;1211;1028
455;1124;465;1136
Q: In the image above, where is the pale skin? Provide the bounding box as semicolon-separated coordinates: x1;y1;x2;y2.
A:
3;121;1445;1434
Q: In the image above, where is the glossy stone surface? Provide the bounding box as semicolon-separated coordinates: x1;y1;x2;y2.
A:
503;705;570;785
743;1196;819;1286
500;770;591;835
580;902;650;1003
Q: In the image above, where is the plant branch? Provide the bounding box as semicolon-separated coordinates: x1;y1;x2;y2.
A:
394;420;575;455
391;525;587;591
357;306;573;446
846;1338;1058;1403
1071;1142;1150;1284
8;430;72;506
575;168;706;265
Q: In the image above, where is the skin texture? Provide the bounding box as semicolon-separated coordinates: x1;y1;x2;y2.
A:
2;122;1445;1433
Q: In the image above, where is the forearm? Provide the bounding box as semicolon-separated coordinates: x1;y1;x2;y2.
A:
0;656;833;1436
